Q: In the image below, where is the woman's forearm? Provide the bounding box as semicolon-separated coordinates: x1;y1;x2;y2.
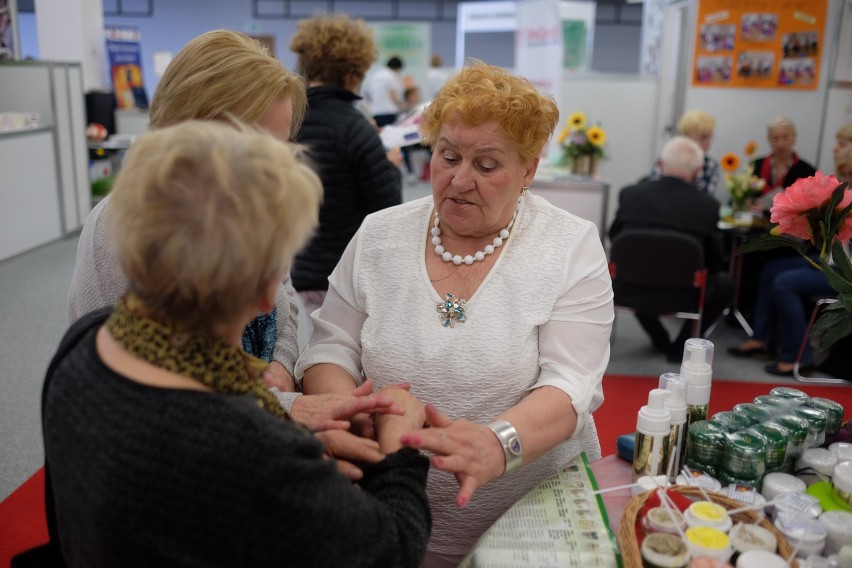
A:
499;386;578;468
301;363;359;395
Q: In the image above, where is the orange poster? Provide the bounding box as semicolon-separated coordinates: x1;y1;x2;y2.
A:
692;0;827;90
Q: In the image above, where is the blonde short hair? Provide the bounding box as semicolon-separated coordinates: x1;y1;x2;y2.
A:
109;120;322;326
290;14;377;86
419;61;559;163
768;116;796;136
149;30;307;137
677;110;715;137
836;124;852;145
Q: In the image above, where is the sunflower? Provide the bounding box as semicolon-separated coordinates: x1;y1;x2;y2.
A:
568;111;587;130
556;125;572;145
587;126;607;147
721;152;740;172
744;140;758;158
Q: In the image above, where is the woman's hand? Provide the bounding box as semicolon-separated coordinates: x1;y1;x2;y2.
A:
374;388;427;453
314;429;384;481
289;379;405;432
261;360;296;392
401;404;506;509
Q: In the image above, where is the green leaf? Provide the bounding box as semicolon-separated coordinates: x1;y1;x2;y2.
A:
824;182;850;237
824;181;849;227
810;306;852;351
823;265;852;296
736;234;809;256
831;240;852;284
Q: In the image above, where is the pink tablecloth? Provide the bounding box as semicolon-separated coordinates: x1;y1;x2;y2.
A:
590;454;633;532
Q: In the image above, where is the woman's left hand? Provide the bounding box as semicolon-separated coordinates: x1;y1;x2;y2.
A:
401;404;506;508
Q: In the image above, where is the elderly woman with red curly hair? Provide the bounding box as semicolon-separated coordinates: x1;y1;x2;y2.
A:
297;61;614;567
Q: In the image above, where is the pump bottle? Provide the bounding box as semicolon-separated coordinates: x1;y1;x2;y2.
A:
680;338;714;432
659;372;688;480
632;388;672;482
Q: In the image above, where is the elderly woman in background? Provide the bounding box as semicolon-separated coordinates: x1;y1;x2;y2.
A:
649;110;720;195
67;30;303;391
289;14;402;322
751;116;816;193
43;121;432;567
298;62;613;567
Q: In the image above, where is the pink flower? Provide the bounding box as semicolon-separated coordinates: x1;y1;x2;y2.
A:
770;172;852;241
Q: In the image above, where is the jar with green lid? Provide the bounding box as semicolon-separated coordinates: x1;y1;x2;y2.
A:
752;394;795;414
718;469;762;491
791;406;828;448
769;386;810;400
686;420;729;469
768;414;809;459
732;403;774;425
723;428;768;480
711;411;752;432
684;459;718;479
805;397;845;437
749;422;789;471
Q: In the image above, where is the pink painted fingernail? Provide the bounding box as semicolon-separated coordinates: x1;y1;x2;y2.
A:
433;456;443;466
457;496;468;508
410;436;421;445
400;435;410;444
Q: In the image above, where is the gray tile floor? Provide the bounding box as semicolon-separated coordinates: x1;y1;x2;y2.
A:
0;179;816;501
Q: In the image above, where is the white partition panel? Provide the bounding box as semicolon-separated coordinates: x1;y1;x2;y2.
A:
0;131;63;260
0;65;55;125
558;76;660;228
66;65;90;230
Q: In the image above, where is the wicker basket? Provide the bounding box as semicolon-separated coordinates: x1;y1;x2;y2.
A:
617;486;798;568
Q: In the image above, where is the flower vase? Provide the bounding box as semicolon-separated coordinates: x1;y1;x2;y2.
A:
732;204;753;227
571;155;597;177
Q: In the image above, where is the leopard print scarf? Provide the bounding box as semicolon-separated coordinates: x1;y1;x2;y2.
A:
106;294;289;419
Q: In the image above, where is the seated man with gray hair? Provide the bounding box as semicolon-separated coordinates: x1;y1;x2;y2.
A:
609;136;734;362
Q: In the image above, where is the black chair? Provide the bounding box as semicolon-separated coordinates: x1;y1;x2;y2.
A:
608;229;708;340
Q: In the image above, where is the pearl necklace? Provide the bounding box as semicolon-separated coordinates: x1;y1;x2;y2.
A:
430;196;522;266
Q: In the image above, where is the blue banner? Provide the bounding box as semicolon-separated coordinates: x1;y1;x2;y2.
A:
105;25;148;109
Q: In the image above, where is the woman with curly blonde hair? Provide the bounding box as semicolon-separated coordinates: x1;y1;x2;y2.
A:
298;61;613;567
289;14;403;321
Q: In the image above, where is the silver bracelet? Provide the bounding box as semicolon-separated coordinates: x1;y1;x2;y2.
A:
487;420;523;474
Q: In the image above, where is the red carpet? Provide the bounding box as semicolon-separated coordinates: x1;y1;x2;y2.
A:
597;374;852;455
1;375;849;565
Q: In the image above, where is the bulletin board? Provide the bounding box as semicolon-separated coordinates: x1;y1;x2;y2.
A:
692;0;828;90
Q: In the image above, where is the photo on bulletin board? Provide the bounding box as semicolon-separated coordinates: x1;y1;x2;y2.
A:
692;0;827;90
740;13;777;42
699;24;735;52
736;51;774;80
695;55;732;85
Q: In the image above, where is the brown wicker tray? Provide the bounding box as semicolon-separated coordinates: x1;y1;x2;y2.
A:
617;486;798;568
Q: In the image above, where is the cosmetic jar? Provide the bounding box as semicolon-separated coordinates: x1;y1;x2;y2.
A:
773;511;827;558
805;397;845;438
641;532;690;568
819;510;852;556
643;507;687;536
685;501;732;533
684;526;733;564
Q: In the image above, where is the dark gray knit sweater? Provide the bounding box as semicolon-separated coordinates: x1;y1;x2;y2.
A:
42;311;431;568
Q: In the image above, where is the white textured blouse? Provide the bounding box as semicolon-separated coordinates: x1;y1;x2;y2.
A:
296;194;614;557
